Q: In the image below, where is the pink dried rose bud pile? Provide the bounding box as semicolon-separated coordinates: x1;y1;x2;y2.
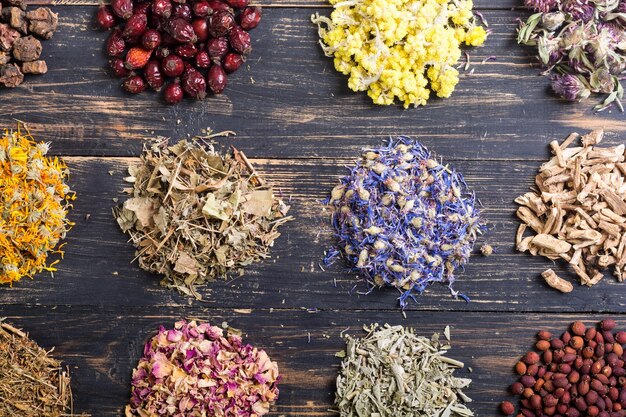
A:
125;320;280;417
97;0;261;103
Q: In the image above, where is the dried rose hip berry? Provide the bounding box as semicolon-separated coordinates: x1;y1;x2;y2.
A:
144;59;164;90
207;64;226;93
152;0;172;18
125;46;153;69
162;54;184;77
191;18;209;42
164;80;184;103
134;2;151;15
195;50;210;68
206;37;228;61
222;52;243;72
176;44;198;59
166;17;197;43
141;29;161;50
208;0;232;13
109;58;131;77
182;66;207;99
226;0;248;9
111;0;133;20
172;3;192;20
122;13;147;38
123;74;146;93
96;6;117;30
208;10;234;37
106;29;126;57
238;6;261;31
228;25;251;55
192;1;212;17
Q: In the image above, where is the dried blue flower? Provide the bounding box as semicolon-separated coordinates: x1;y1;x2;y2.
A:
551;73;591;100
325;137;482;308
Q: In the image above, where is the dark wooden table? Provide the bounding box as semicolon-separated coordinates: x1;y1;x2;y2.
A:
2;0;626;415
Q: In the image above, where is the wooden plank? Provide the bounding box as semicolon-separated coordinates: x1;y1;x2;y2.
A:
0;305;622;416
2;156;626;312
2;8;621;160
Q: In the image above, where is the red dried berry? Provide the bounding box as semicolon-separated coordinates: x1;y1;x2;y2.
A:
228;25;251;55
106;29;126;57
208;10;234;37
176;44;198;59
141;29;162;50
172;4;192;20
222;52;243;72
207;64;227;93
164;80;184;104
226;0;248;9
111;0;134;20
155;46;171;59
208;0;232;12
238;6;261;31
166;17;197;43
191;18;209;42
122;13;148;38
182;67;207;99
162;54;185;77
123;75;147;93
192;1;212;17
195;50;210;68
134;2;151;15
125;46;153;69
206;37;228;61
109;58;131;77
144;59;165;90
152;0;173;19
96;6;117;30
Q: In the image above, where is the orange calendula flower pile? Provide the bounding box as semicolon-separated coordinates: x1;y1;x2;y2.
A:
0;125;74;284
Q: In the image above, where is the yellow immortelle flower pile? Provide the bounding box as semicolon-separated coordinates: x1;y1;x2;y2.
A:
312;0;488;107
0;125;74;284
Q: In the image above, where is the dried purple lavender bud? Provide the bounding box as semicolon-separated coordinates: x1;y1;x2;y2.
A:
551;74;591;101
324;137;482;308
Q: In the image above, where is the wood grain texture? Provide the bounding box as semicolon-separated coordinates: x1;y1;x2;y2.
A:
0;305;623;417
1;8;623;159
2;156;626;312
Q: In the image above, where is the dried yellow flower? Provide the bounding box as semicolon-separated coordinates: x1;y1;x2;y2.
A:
0;124;74;284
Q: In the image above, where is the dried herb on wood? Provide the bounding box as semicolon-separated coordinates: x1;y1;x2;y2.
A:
517;1;626;111
325;136;482;307
0;124;74;285
335;324;473;417
0;319;78;417
515;130;626;289
125;320;280;417
114;137;293;299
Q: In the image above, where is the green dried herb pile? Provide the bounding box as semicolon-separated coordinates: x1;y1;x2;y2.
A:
335;324;473;417
114;138;293;298
0;320;76;417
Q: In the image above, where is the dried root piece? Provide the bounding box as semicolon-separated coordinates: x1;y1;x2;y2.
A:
541;269;573;293
515;130;626;290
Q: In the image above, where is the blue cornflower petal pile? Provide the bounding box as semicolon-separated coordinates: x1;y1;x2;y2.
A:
325;136;482;307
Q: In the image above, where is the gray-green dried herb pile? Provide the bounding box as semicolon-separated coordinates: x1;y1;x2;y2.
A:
114;138;293;298
336;324;473;417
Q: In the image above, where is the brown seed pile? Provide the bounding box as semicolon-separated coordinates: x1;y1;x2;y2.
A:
501;319;626;417
0;0;57;87
0;320;76;417
515;130;626;291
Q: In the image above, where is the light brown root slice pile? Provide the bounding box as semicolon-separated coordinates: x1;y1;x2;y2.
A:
515;130;626;291
0;320;78;417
